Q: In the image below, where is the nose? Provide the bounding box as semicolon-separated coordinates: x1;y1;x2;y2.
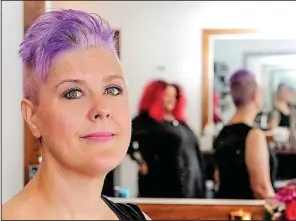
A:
88;107;111;122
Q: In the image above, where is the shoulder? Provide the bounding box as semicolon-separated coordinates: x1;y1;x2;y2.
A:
246;128;267;150
2;202;14;220
247;128;265;142
268;109;280;120
132;113;156;130
180;122;197;137
2;197;30;220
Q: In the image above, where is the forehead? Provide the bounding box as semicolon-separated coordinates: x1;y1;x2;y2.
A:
49;47;122;81
165;85;177;93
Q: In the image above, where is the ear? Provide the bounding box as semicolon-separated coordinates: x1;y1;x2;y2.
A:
254;89;262;108
21;99;41;139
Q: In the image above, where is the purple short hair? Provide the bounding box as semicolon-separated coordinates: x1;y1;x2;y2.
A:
229;69;257;107
19;9;117;103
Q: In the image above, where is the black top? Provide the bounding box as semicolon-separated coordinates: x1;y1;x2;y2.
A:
101;196;146;220
213;123;278;199
127;112;205;198
278;111;290;127
268;108;291;127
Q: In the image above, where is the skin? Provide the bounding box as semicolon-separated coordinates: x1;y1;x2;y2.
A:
163;85;177;121
2;47;150;220
215;86;275;199
269;87;293;130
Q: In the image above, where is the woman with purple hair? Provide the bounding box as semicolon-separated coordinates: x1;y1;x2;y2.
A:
213;69;278;199
2;9;150;220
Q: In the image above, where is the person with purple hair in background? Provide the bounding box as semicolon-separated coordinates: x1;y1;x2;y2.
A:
213;69;278;199
2;9;150;220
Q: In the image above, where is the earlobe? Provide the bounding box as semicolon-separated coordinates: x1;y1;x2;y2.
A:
21;99;41;139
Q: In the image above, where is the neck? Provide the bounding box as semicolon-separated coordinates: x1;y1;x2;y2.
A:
164;110;175;121
230;105;258;126
276;100;290;110
28;149;108;219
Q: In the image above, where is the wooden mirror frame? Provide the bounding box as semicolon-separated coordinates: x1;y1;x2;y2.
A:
201;29;256;131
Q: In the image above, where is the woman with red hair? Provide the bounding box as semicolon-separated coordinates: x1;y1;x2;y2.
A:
128;80;205;198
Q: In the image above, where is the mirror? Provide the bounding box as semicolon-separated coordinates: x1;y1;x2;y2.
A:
122;29;296;200
213;42;296;130
202;29;296;200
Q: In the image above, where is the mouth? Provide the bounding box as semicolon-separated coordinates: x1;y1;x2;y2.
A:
81;132;116;142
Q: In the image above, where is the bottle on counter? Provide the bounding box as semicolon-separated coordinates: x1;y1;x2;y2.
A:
205;180;215;199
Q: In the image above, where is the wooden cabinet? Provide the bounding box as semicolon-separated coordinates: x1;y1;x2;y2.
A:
138;203;265;220
112;198;265;220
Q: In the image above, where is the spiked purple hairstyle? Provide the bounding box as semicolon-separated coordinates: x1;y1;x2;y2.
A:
229;69;257;107
19;9;117;103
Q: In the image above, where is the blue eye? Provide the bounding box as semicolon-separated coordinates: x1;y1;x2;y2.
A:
104;85;123;96
63;88;83;100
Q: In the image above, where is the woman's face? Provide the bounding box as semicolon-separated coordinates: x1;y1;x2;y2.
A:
279;87;294;103
23;47;131;176
163;85;177;113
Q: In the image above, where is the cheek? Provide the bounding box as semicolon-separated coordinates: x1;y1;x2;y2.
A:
111;97;131;138
38;104;84;139
112;97;131;127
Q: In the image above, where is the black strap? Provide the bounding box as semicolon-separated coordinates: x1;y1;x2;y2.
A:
102;196;146;220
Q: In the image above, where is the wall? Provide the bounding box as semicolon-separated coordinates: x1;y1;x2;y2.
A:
25;0;296;196
2;1;24;203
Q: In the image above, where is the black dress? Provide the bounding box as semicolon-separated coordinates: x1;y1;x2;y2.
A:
213;123;278;199
127;112;205;198
101;196;146;220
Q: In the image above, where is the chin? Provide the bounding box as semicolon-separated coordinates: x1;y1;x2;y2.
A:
87;151;126;176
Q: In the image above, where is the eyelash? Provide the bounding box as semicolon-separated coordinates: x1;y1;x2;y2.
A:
63;85;123;100
63;87;83;100
104;84;123;96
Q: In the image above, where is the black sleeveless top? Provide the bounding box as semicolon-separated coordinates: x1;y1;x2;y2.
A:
213;123;278;199
278;111;290;127
101;196;146;220
268;108;291;127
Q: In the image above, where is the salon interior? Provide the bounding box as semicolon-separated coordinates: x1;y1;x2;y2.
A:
3;1;296;220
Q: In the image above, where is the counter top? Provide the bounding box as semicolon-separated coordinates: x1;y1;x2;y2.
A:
109;197;265;206
201;149;296;154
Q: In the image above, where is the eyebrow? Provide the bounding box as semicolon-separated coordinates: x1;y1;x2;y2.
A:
103;74;125;83
55;74;125;88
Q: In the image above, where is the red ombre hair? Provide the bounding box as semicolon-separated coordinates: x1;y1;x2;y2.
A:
138;80;187;123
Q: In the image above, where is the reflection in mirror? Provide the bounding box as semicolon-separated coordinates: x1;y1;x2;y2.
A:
213;39;296;144
210;36;296;201
127;80;205;199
